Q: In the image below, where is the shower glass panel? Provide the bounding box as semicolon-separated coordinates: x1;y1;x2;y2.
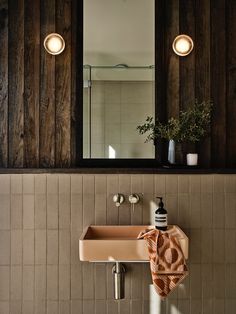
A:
83;65;155;159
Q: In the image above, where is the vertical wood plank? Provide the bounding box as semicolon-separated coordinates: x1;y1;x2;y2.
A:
226;0;236;167
24;0;40;167
8;0;24;167
179;0;196;161
211;0;226;167
195;0;211;167
0;0;8;167
39;0;56;167
55;0;71;167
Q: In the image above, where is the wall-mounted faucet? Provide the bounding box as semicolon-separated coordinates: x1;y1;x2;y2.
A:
128;193;140;204
113;194;125;207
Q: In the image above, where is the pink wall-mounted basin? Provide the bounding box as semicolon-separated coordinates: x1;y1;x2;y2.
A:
79;225;189;262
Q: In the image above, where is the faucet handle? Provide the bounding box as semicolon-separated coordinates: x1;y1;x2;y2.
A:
128;194;140;204
113;194;125;207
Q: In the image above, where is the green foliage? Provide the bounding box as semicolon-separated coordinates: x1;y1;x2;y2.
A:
137;100;212;143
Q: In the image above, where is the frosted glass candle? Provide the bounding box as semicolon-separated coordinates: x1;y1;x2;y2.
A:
187;153;198;166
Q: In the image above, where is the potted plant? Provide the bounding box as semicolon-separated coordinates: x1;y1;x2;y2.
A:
137;100;212;165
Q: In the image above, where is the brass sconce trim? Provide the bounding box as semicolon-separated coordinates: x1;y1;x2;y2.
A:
43;33;65;55
172;34;194;56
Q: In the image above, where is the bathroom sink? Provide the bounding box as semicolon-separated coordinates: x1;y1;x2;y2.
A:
79;225;188;262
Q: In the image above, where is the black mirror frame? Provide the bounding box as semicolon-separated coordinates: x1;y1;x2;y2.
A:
75;0;166;168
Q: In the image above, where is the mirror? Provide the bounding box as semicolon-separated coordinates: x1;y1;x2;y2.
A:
83;0;155;159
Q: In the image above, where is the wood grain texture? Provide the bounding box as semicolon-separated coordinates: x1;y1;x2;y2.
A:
24;0;40;167
195;0;211;167
55;0;71;167
0;0;8;167
226;0;236;167
210;0;226;167
8;0;24;167
39;0;56;167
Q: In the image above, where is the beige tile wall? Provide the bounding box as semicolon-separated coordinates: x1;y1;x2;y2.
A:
0;174;235;314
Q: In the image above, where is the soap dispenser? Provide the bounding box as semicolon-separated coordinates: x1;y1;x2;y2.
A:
155;197;168;231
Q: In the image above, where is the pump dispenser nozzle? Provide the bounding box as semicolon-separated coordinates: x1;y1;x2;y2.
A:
155;196;168;231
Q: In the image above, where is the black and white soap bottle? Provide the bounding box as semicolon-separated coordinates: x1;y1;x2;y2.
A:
155;197;168;231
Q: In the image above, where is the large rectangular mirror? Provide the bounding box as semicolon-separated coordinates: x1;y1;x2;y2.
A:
83;0;155;159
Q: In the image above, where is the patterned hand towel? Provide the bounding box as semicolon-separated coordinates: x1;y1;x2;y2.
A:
138;228;188;299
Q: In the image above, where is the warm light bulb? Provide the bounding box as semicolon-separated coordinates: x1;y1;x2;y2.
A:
44;33;65;55
172;35;194;56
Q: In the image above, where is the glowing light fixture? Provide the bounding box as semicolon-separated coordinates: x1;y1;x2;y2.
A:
172;34;194;56
43;33;65;55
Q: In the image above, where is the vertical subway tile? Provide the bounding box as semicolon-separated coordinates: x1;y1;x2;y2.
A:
95;194;107;225
59;229;70;265
22;266;34;300
34;300;46;314
59;175;70;194
213;299;225;314
142;193;156;226
0;231;10;265
22;300;34;314
131;175;142;193
119;300;130;314
142;263;152;300
166;175;178;194
23;230;34;265
47;301;58;314
83;194;95;227
59;194;70;229
224;175;236;193
200;193;213;229
71;264;82;299
213;229;225;263
59;265;70;300
190;175;201;194
10;266;22;300
119;204;131;225
178;300;190;314
22;175;34;194
142;175;154;194
23;194;34;229
35;265;46;300
35;230;46;265
178;275;190;299
225;263;236;298
190;264;201;299
165;194;178;226
11;230;22;265
35;175;47;194
225;229;236;263
95;264;106;300
178;175;190;194
95;175;107;194
83;300;95;314
190;194;201;228
47;194;59;229
47;175;59;194
202;264;213;299
0;195;10;230
200;175;213;194
47;265;58;300
131;202;142;225
178;194;190;228
47;230;58;265
71;228;81;265
10;175;23;194
107;300;118;314
154;175;166;195
82;175;94;194
213;264;225;298
131;300;142;314
201;229;213;263
0;301;9;314
10;301;22;314
107;195;119;225
71;193;83;230
95;300;107;314
225;193;236;228
189;229;201;263
119;175;131;194
213;193;225;228
0;175;10;194
35;194;46;229
59;300;70;314
107;175;119;195
225;300;236;314
213;175;225;194
131;264;142;299
11;194;23;229
82;263;95;299
71;175;82;194
71;300;82;314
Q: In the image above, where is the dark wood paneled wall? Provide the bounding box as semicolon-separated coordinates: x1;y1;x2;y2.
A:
160;0;236;167
0;0;235;168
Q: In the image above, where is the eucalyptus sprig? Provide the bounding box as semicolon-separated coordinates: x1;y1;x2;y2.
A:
137;100;212;143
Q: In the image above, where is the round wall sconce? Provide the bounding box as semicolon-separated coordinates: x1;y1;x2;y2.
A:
172;34;194;56
43;33;65;55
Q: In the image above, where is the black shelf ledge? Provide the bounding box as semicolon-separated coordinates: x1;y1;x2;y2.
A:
0;167;236;174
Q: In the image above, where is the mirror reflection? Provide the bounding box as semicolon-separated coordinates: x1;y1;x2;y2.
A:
83;0;155;159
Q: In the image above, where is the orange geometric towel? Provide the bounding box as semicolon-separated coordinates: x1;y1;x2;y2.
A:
138;228;188;299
